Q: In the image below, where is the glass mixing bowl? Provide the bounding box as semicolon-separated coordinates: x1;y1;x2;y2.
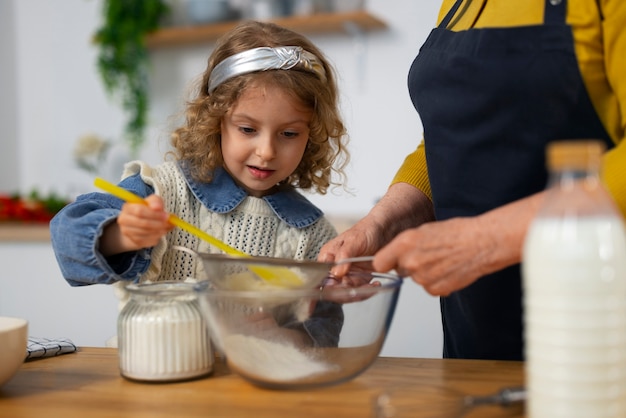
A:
194;256;402;389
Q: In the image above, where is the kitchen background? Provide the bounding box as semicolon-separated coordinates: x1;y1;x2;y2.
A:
0;0;443;357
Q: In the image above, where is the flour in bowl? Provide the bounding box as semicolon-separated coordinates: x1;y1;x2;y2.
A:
224;334;336;381
223;272;274;290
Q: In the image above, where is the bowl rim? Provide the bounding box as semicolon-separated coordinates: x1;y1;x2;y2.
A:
194;272;402;299
0;316;28;333
196;252;336;269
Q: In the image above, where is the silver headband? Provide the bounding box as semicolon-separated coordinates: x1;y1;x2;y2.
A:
207;46;327;94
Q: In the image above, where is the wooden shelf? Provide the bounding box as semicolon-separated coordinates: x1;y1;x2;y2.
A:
146;10;387;49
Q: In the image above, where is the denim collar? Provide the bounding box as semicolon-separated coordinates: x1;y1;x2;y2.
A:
178;162;323;229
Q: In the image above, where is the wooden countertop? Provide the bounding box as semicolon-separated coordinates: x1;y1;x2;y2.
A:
0;223;50;242
0;347;525;418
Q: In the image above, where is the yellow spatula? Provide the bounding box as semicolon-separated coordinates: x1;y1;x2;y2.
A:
93;177;304;288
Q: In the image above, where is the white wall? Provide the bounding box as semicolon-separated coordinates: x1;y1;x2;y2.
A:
0;243;119;347
0;0;19;191
0;0;443;358
5;0;439;213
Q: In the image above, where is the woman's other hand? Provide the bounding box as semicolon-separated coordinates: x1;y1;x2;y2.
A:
374;194;542;296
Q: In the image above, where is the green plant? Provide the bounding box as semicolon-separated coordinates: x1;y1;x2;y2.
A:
94;0;169;156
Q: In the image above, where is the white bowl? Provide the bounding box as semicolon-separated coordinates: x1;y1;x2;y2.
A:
0;316;28;387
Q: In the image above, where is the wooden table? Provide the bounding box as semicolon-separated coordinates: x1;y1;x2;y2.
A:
0;347;525;417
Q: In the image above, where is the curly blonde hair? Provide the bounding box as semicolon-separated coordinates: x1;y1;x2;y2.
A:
170;20;349;195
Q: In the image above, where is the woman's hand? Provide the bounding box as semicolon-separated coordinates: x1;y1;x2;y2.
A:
318;183;435;281
374;193;543;296
319;217;386;284
100;194;174;256
373;217;496;296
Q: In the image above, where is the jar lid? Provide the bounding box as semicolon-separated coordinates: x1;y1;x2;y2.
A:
125;281;200;298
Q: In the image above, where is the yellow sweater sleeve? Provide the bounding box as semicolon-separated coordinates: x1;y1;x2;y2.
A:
599;0;626;218
391;140;432;201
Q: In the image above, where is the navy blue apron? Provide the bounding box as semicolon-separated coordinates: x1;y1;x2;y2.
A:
408;0;613;360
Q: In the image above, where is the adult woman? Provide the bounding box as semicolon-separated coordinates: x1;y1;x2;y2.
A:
319;0;626;360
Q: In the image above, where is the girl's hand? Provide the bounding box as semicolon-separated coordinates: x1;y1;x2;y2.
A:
117;194;173;249
100;194;174;255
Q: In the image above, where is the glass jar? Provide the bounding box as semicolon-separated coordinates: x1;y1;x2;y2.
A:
118;281;213;382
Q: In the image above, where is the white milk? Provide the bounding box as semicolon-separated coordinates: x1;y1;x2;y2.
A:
523;216;626;417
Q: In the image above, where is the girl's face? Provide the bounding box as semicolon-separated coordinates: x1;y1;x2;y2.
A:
221;83;312;197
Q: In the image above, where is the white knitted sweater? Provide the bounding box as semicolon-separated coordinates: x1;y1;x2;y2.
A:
112;161;337;304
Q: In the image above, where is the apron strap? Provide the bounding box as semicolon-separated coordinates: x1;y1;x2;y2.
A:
544;0;567;25
438;0;466;29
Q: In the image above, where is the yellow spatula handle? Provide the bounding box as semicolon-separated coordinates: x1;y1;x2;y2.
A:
166;216;247;257
93;177;247;257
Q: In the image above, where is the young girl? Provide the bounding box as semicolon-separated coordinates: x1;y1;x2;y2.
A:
50;20;349;347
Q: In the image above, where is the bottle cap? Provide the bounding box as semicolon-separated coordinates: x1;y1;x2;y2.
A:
546;140;605;170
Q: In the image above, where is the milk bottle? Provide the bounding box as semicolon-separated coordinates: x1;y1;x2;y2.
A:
523;140;626;417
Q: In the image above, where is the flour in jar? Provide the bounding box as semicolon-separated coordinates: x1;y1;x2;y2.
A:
224;334;336;381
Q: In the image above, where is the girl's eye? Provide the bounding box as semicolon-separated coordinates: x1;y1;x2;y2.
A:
239;126;256;134
282;131;299;139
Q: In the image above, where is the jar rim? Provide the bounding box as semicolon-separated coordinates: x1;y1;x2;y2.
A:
125;281;198;297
